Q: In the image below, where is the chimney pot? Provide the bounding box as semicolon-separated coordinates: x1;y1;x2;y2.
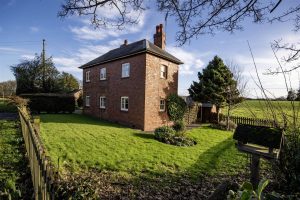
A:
124;39;128;45
153;24;166;50
156;25;160;33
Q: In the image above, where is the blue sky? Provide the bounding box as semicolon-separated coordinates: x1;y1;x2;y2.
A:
0;0;299;98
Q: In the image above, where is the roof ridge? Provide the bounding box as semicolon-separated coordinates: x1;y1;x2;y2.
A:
79;39;183;69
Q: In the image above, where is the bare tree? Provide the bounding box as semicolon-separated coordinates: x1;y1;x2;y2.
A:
59;0;300;73
224;61;247;130
59;1;299;44
58;0;145;29
268;39;300;74
0;80;16;99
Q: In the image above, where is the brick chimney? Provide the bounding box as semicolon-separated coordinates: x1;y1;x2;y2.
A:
120;39;128;47
153;24;166;50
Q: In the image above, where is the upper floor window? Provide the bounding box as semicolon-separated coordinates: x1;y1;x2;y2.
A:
121;96;129;111
86;71;90;82
86;96;90;107
160;65;168;79
159;99;166;112
100;68;106;80
122;63;130;78
99;96;106;109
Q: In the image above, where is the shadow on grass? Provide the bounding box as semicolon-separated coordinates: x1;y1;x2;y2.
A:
40;114;247;198
187;138;239;176
133;132;155;140
56;135;247;199
40;113;130;129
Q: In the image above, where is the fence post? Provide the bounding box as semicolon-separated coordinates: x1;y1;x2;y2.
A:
18;107;57;200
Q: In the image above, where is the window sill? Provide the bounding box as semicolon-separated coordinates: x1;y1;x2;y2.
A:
120;109;128;112
100;107;106;109
85;81;91;83
121;77;130;79
100;79;106;81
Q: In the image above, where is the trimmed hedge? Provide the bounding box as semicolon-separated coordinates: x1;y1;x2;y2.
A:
167;94;187;122
233;124;283;149
20;93;75;113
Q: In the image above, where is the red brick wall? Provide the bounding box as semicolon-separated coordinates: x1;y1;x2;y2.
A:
82;53;179;131
144;53;179;131
82;54;146;129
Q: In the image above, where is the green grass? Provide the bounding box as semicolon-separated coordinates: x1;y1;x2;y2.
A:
40;114;247;178
0;100;17;113
0;120;32;198
224;100;300;122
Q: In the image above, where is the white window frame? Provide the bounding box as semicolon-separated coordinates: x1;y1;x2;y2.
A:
99;96;106;109
160;65;167;79
121;96;129;111
121;63;130;78
100;68;106;80
85;96;90;107
86;70;90;82
159;99;166;112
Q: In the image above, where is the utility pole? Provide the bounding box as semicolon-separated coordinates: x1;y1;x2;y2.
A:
42;39;46;91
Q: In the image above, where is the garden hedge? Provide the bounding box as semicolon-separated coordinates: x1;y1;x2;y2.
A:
20;93;75;113
233;124;283;149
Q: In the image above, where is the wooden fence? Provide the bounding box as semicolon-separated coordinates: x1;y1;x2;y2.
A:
18;106;58;200
211;113;278;127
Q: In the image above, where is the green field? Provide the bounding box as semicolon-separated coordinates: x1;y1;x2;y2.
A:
40;114;247;177
0;120;32;198
225;100;300;123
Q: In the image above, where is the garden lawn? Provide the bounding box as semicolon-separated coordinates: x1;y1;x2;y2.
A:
40;114;247;178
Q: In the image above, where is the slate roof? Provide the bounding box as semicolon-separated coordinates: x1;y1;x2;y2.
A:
79;39;183;69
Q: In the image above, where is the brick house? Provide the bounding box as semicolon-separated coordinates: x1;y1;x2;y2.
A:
79;24;183;131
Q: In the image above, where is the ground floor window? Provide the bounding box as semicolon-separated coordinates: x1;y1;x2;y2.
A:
121;96;129;111
86;96;90;107
160;99;166;112
99;96;106;109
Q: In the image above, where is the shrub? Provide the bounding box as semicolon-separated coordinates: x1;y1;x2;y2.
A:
219;120;237;131
172;136;196;146
154;126;175;143
77;93;83;108
227;179;269;200
172;120;186;132
154;126;196;146
20;93;75;114
167;94;187;122
233;124;282;149
276;128;300;192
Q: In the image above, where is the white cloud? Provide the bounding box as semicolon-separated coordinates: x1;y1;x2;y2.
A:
21;54;35;59
30;26;39;33
53;39;122;73
70;10;146;41
167;47;205;75
232;52;300;98
0;47;29;54
7;0;15;6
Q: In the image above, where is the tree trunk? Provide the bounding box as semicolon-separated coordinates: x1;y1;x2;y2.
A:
216;106;220;123
227;104;231;130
